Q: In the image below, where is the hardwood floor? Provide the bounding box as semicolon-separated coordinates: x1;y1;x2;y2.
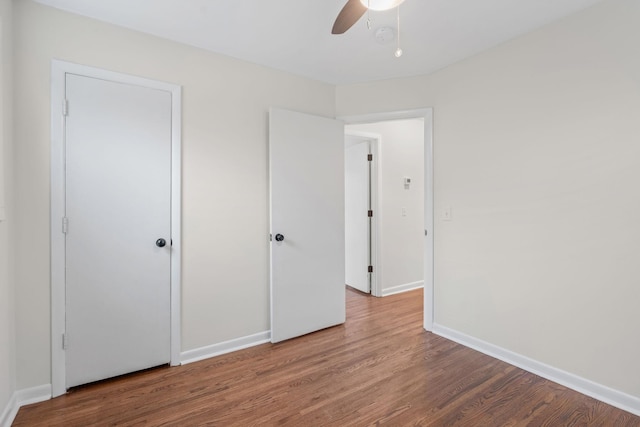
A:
14;288;640;426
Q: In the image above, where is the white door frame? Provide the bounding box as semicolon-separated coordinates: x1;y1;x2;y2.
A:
50;60;182;397
340;109;434;331
344;131;381;297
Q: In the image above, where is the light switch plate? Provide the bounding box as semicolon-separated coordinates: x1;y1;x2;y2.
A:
442;206;452;221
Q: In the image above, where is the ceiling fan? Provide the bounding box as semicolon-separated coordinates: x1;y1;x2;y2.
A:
332;0;406;34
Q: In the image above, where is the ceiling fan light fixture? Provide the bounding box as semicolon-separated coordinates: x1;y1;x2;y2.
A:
359;0;405;11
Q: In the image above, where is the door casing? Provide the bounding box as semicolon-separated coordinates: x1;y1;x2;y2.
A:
50;60;182;397
340;109;434;331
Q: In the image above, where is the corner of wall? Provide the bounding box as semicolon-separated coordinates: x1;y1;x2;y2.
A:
0;385;52;427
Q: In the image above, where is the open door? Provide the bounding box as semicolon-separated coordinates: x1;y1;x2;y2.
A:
269;108;345;343
345;139;371;293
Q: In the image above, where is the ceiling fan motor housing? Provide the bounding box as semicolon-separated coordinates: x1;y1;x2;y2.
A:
375;27;395;43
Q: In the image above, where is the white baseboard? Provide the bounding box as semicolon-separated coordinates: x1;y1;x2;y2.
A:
0;393;17;427
381;280;424;297
181;331;271;365
432;324;640;417
0;384;51;427
1;333;272;426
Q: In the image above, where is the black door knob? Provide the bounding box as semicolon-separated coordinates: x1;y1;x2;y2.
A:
275;234;285;242
156;238;166;247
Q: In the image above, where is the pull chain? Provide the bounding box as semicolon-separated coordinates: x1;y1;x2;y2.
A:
395;4;403;57
367;0;372;29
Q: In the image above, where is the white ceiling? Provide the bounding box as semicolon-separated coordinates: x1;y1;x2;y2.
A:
33;0;605;85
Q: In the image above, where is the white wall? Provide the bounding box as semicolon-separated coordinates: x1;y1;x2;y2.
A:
347;120;424;294
337;0;640;399
0;0;15;417
13;0;335;389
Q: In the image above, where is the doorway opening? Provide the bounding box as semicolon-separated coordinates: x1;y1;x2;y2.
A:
341;109;434;331
345;132;379;296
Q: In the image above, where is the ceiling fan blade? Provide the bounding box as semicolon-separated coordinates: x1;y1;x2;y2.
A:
332;0;367;34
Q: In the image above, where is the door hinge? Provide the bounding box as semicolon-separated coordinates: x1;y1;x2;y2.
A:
367;154;373;161
368;265;373;273
269;234;272;242
368;210;373;218
62;333;68;350
62;217;69;234
62;99;69;116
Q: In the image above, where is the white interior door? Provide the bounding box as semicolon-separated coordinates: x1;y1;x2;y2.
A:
269;108;345;343
345;140;371;293
65;73;172;388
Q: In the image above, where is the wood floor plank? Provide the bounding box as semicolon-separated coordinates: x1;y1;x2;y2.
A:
13;288;640;426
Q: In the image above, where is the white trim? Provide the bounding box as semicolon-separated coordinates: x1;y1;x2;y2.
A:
433;324;640;417
422;111;434;331
50;60;66;399
180;331;271;365
169;73;183;367
370;138;381;297
1;385;52;427
0;394;17;427
341;109;431;124
344;131;382;297
381;280;424;297
340;108;434;330
14;385;51;408
50;60;182;397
